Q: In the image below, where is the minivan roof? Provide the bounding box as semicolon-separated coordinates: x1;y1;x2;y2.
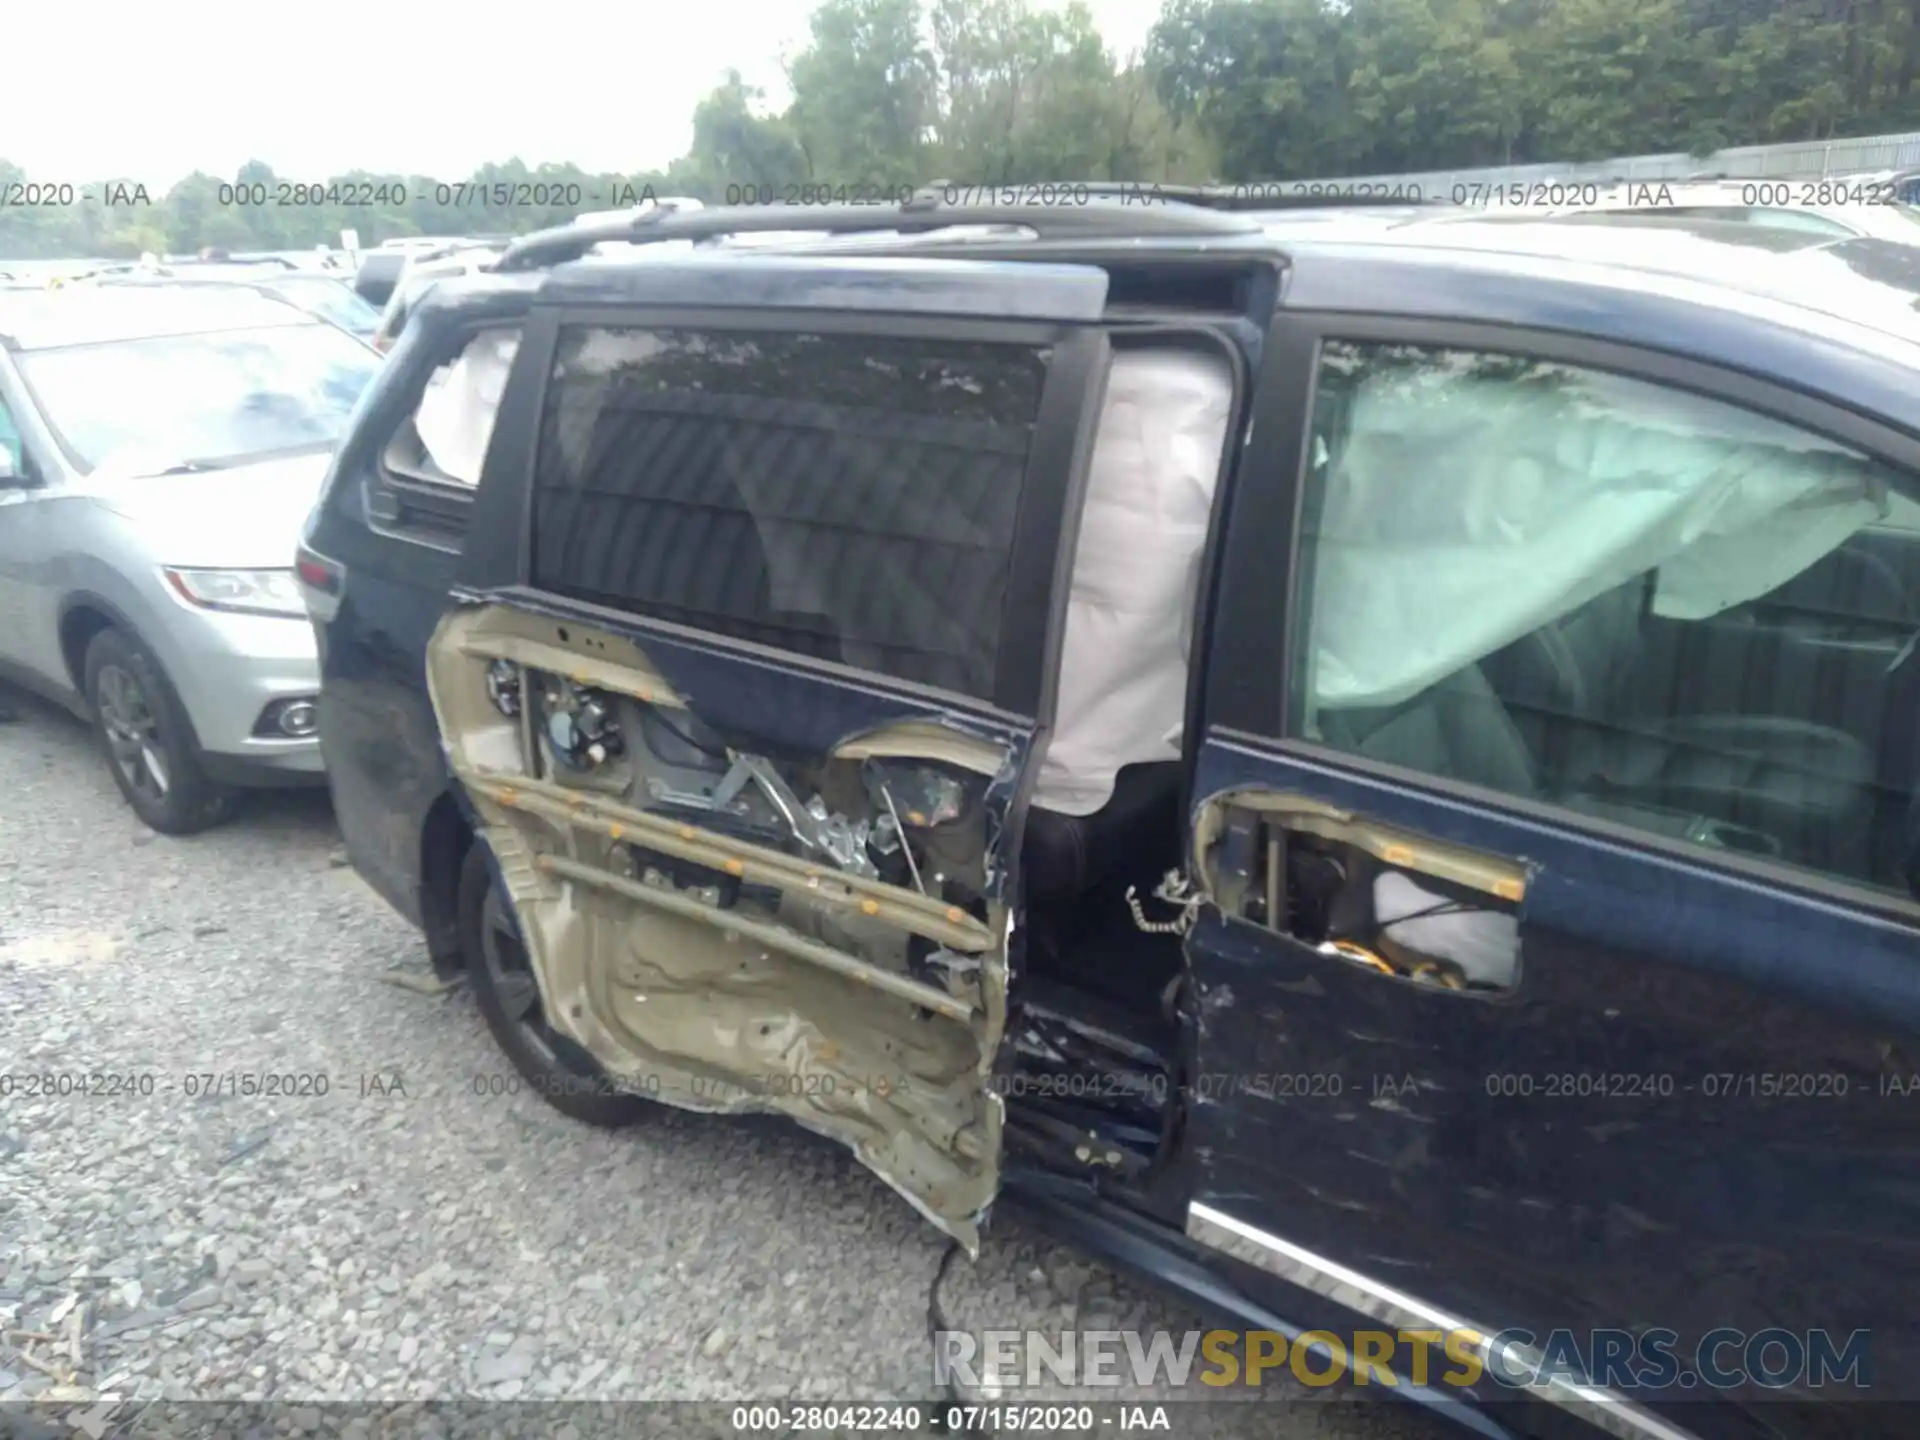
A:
1263;213;1920;348
417;200;1920;434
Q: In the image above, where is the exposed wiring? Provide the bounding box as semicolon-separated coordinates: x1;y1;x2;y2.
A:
925;1239;989;1437
878;779;928;895
1125;868;1201;935
644;704;730;760
1324;938;1395;974
1345;892;1489;989
1377;896;1475;933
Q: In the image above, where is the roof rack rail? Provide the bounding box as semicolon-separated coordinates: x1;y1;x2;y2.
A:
1040;182;1449;212
496;190;1265;272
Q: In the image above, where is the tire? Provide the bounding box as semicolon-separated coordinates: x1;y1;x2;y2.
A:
84;627;235;836
456;843;652;1128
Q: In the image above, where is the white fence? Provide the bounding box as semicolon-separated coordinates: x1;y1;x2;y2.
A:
1309;130;1920;197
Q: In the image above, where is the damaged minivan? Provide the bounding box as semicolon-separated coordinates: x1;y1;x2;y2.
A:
302;199;1920;1440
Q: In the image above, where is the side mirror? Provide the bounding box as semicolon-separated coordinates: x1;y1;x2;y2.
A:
0;448;19;482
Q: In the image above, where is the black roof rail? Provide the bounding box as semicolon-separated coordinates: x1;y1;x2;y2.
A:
1040;181;1449;211
496;190;1266;272
166;253;298;270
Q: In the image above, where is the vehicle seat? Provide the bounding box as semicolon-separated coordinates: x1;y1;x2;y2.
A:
1487;578;1872;874
1317;663;1541;799
1023;760;1184;907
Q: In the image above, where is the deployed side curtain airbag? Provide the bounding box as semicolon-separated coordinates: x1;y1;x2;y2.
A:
1307;355;1890;713
413;328;520;486
1034;347;1235;817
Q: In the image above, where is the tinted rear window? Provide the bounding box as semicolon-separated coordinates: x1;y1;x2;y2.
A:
529;326;1054;700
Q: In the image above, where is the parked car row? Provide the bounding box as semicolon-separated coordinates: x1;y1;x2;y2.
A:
1526;176;1920;243
8;190;1920;1438
88;264;385;342
352;236;510;311
367;243;504;354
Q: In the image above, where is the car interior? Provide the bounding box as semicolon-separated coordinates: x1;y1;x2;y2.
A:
1299;346;1919;901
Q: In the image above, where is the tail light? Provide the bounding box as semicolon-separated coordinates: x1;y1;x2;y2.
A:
294;543;345;623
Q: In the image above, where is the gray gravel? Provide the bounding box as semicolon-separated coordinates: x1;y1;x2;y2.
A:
0;688;1445;1439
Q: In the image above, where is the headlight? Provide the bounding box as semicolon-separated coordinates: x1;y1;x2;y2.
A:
162;567;306;618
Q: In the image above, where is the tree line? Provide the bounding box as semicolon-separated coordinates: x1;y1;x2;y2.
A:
3;0;1916;260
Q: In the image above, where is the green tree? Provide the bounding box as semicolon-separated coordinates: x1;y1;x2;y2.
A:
7;0;1920;261
1521;0;1717;159
670;71;812;197
929;0;1112;180
786;0;938;187
1148;0;1361;180
163;173;253;253
1343;0;1524;172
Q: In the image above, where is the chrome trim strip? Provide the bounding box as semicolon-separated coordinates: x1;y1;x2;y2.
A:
1187;1202;1703;1440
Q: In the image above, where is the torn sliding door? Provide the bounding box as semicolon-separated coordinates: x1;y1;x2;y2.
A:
426;602;1018;1248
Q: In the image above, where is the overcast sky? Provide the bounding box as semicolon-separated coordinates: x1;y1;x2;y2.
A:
9;0;1168;188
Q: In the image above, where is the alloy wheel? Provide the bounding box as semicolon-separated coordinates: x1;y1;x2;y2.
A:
478;883;563;1066
95;663;171;803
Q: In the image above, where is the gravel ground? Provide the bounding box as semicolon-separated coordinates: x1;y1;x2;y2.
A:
0;687;1449;1440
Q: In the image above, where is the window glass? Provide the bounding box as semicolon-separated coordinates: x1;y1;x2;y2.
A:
268;276;381;337
16;323;380;473
0;396;22;473
1878;490;1920;532
1293;340;1920;891
530;326;1054;701
405;327;520;487
1746;207;1859;237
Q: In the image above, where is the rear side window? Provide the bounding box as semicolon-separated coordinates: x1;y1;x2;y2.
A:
529;325;1054;700
391;327;520;488
366;327;521;547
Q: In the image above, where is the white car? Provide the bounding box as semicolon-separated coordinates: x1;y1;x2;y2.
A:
1512;178;1920;244
369;245;504;354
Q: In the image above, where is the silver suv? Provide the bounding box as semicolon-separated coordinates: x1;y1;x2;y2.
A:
0;282;382;832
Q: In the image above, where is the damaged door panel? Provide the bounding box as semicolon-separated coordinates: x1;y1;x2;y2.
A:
1192;789;1529;993
426;264;1116;1246
428;604;1019;1247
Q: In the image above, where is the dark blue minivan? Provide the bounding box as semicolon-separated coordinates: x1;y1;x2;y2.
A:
300;196;1920;1440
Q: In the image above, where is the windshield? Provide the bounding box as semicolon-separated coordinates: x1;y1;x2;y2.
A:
268;276;381;336
17;322;381;472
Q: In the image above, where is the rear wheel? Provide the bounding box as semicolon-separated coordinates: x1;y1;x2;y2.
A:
84;628;234;835
456;843;651;1128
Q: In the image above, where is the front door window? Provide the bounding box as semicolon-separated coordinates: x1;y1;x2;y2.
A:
1289;340;1920;891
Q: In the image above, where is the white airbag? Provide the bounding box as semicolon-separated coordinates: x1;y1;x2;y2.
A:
414;328;520;487
1033;348;1234;817
1307;359;1888;714
1374;870;1519;990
